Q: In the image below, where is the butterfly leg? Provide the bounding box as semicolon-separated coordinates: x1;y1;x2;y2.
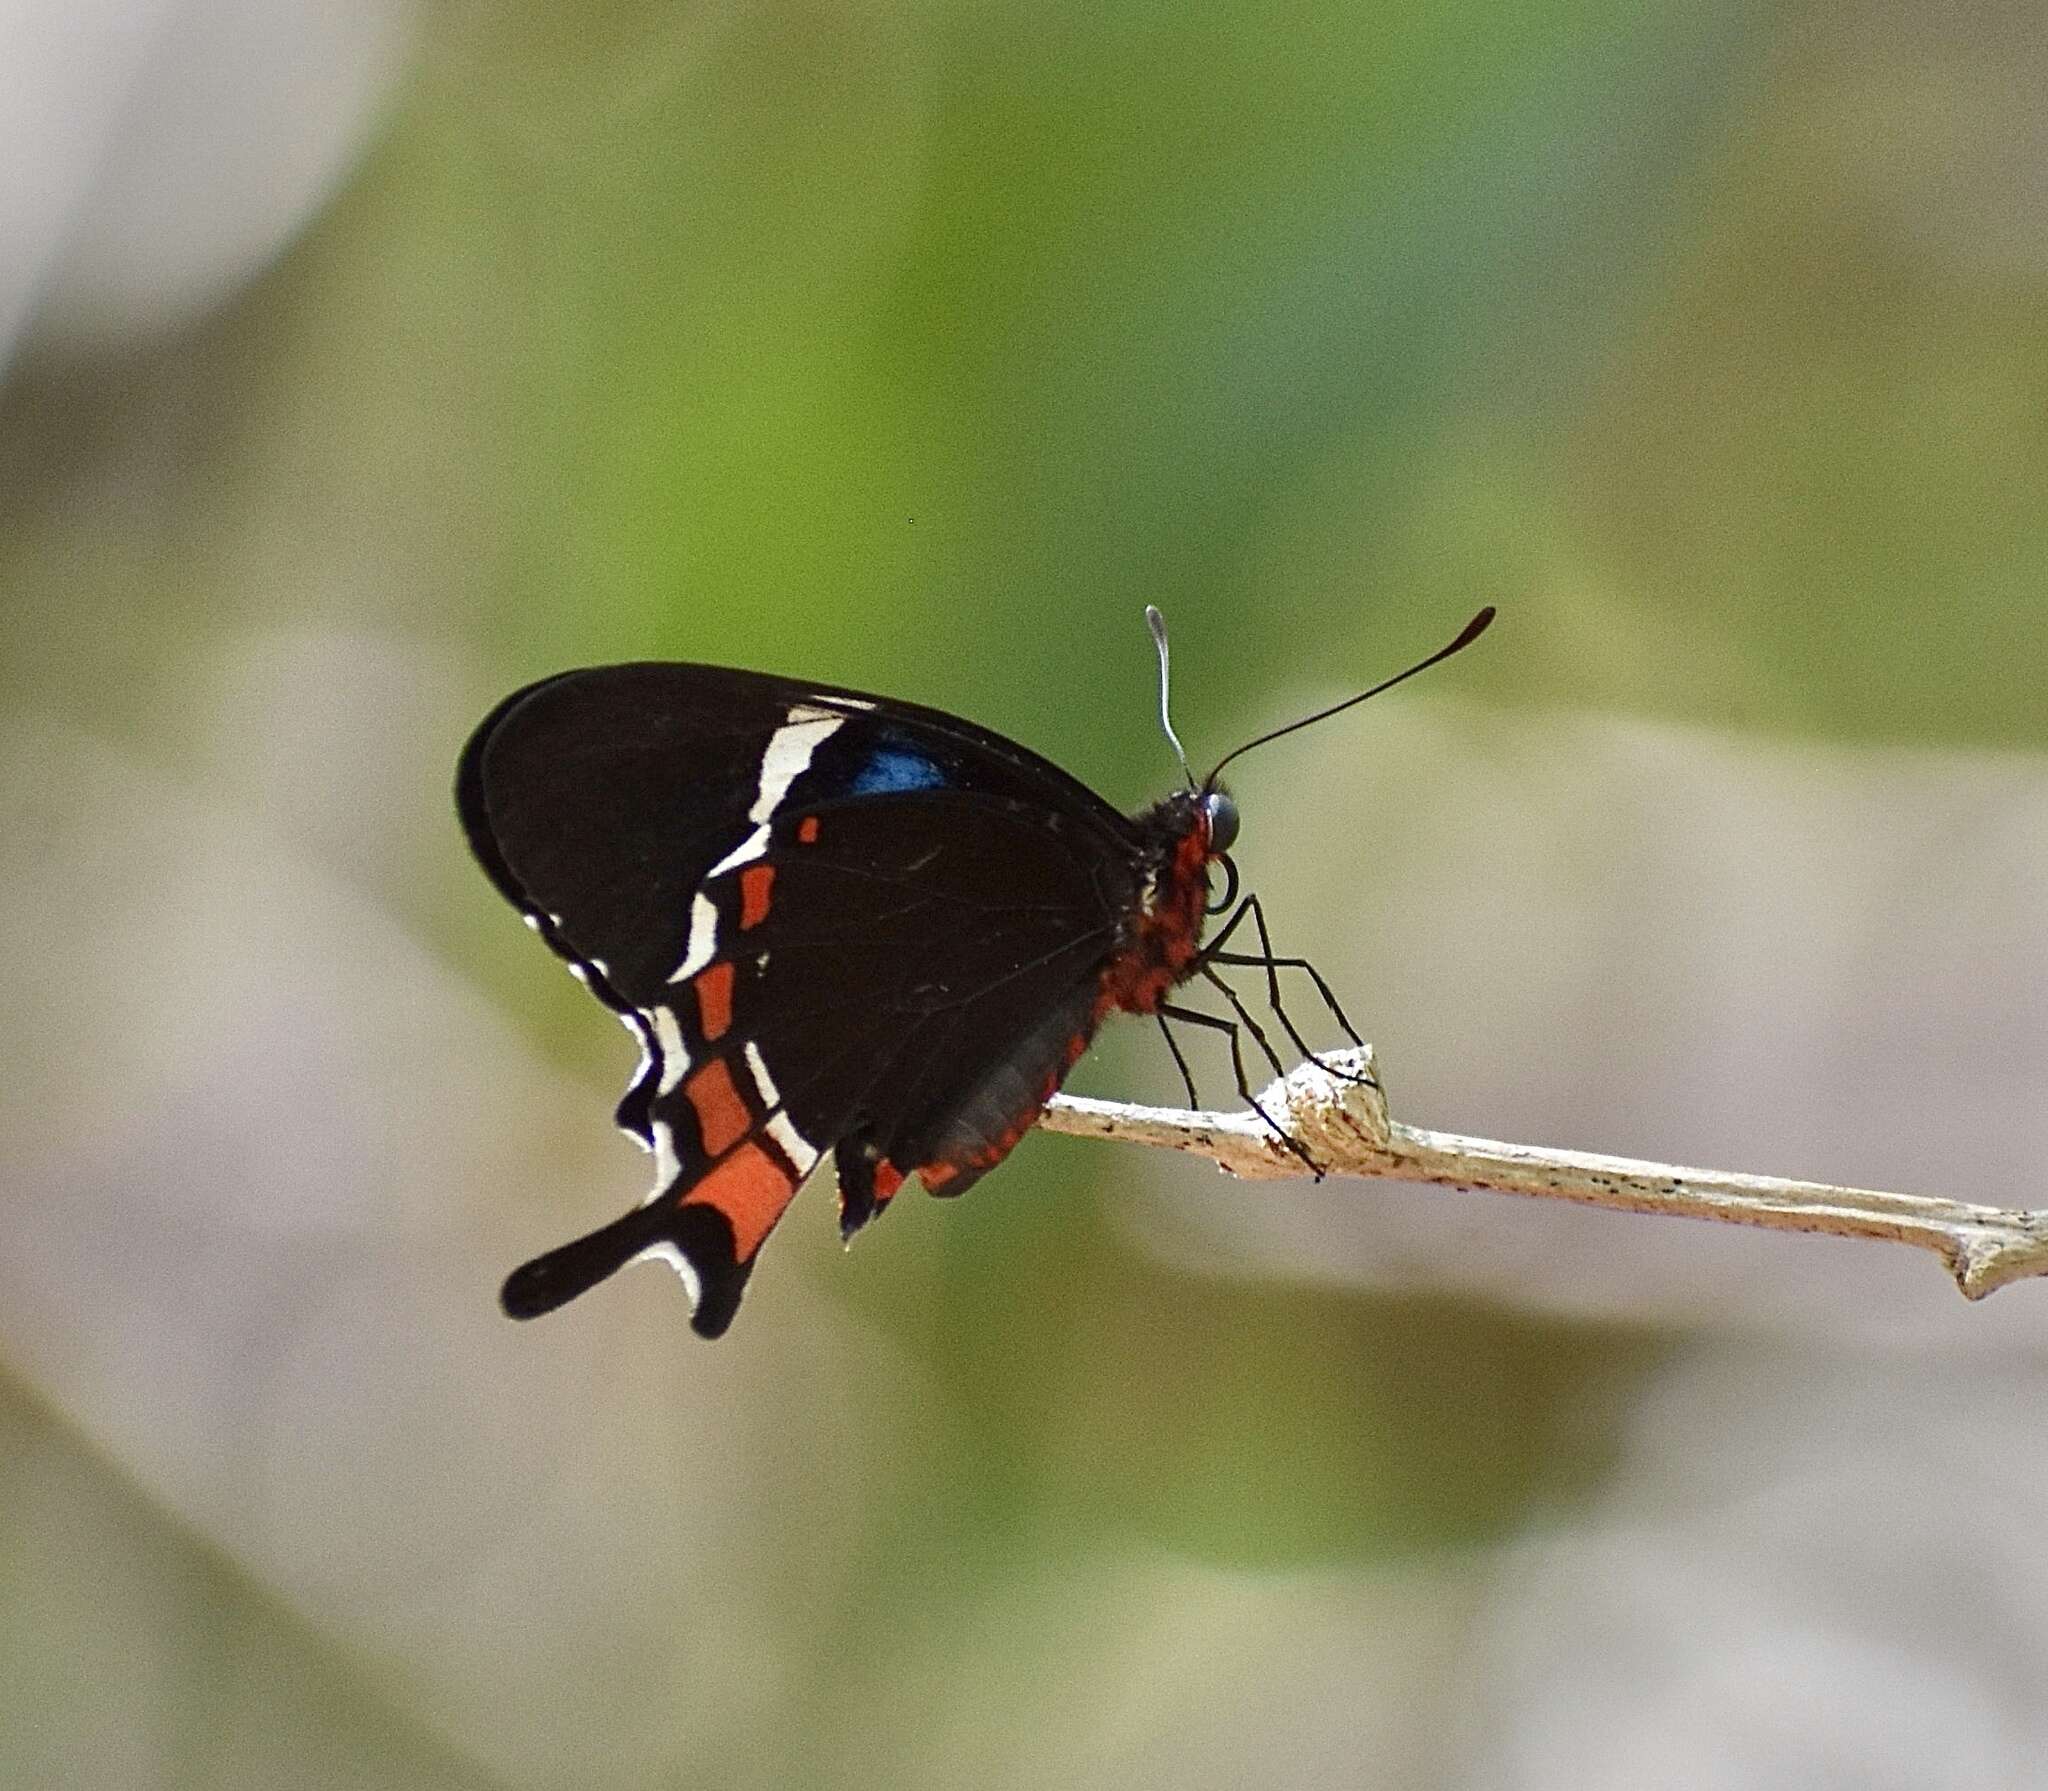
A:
1195;965;1341;1175
1159;1001;1323;1178
1201;893;1377;1089
1196;963;1290;1082
1156;1011;1201;1108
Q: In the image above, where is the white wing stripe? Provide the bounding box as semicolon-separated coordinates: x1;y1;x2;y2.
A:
707;821;769;879
742;1040;780;1107
669;890;720;983
766;1111;819;1177
668;707;842;983
651;1007;688;1094
632;1240;703;1305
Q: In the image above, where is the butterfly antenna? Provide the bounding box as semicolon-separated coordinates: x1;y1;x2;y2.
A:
1206;606;1495;784
1145;606;1199;791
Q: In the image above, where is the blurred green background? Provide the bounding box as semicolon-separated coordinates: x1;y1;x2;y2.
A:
4;0;2045;1785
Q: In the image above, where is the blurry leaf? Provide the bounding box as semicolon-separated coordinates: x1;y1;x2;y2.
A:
0;1376;503;1791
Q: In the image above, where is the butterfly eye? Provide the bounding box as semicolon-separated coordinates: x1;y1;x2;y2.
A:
1202;789;1240;854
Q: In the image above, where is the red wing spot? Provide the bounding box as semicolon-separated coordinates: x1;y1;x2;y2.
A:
797;815;820;844
920;1162;960;1193
872;1160;904;1203
739;863;776;929
684;1057;752;1158
694;961;735;1041
683;1142;796;1263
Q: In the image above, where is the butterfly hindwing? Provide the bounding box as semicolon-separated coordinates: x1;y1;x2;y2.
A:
461;663;1147;1335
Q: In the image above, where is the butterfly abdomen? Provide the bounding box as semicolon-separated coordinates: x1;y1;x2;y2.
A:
910;981;1104;1195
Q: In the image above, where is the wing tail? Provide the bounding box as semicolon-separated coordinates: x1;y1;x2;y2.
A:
500;1194;755;1339
500;1133;807;1338
500;1202;657;1322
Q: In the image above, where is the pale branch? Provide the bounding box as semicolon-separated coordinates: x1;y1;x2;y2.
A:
1038;1047;2048;1301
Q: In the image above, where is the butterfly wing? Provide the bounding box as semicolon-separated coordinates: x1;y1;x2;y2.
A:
459;663;1143;1337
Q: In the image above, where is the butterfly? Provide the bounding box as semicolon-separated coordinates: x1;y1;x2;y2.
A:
458;606;1492;1337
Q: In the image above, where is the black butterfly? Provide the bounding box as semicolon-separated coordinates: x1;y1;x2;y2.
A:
458;607;1492;1337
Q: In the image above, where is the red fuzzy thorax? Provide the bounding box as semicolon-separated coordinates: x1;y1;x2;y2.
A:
1094;805;1215;1020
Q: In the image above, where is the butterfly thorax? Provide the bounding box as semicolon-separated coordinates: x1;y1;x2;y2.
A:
1094;789;1217;1020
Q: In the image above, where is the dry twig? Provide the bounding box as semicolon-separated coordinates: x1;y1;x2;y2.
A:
1039;1047;2048;1300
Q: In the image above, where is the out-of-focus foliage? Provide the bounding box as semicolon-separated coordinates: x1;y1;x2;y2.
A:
3;0;2045;1785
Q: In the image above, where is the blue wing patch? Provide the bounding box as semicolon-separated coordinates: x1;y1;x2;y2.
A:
848;744;948;796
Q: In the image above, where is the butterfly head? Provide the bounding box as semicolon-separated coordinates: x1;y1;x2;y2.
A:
1128;782;1240;935
1194;783;1242;916
1184;781;1242;914
1200;785;1239;855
